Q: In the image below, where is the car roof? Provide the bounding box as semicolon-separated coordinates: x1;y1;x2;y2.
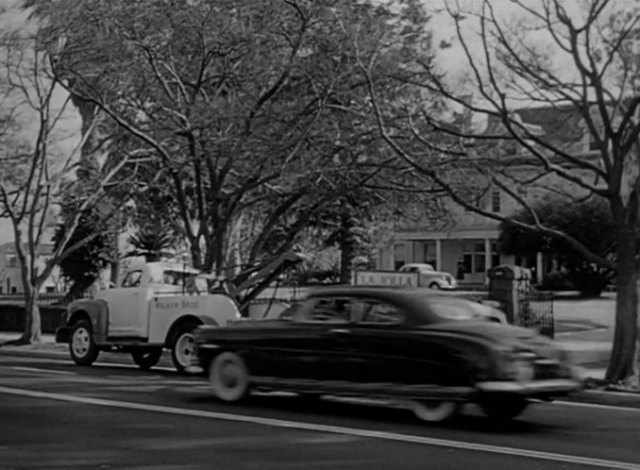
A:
306;285;455;304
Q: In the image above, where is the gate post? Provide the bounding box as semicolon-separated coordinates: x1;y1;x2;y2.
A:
487;265;532;325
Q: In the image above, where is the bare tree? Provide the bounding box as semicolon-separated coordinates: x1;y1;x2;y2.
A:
0;28;134;344
360;0;640;385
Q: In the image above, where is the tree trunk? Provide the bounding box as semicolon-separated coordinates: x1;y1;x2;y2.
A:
20;289;42;344
339;214;355;284
605;229;639;385
109;260;119;287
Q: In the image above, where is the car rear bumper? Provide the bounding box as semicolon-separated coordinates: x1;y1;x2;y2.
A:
475;378;582;396
55;326;72;343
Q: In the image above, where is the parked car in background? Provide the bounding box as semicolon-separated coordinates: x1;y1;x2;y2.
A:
195;286;581;423
398;263;458;290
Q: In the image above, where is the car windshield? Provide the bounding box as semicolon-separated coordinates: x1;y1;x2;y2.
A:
424;296;503;322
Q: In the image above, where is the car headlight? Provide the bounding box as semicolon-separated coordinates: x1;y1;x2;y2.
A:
500;351;536;382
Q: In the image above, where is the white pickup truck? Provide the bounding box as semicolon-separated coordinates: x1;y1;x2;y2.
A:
55;261;241;373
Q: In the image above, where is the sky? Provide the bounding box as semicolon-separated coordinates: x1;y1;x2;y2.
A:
0;1;82;245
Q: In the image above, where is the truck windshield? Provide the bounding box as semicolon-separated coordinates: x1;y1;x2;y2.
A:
159;270;208;294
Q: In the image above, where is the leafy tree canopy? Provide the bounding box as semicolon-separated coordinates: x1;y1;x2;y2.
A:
499;197;617;296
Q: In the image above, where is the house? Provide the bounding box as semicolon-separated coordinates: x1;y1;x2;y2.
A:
0;242;66;294
376;103;600;286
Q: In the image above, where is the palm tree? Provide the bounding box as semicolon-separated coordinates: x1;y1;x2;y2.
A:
126;230;176;262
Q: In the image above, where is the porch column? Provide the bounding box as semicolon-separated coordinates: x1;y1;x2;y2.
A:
435;239;442;271
536;251;544;284
484;238;492;285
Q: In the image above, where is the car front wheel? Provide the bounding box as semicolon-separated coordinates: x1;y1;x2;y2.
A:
69;320;99;366
209;352;250;402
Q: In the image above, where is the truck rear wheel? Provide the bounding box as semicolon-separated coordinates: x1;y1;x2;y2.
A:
69;320;99;366
131;348;163;370
171;321;201;374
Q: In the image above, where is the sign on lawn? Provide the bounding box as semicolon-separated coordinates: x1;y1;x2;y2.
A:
352;270;419;288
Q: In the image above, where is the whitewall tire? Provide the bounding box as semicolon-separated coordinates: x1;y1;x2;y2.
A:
209;352;250;402
409;400;459;423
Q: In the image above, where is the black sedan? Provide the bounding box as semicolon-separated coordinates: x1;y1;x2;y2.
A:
195;286;582;423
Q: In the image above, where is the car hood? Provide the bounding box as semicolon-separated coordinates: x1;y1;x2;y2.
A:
420;321;561;357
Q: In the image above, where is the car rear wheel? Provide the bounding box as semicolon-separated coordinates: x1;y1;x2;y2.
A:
131;347;163;370
209;352;250;402
409;400;459;423
171;322;201;374
480;395;528;421
69;320;99;366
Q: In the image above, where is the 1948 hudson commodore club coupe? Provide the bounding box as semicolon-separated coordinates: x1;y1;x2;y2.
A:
195;286;583;422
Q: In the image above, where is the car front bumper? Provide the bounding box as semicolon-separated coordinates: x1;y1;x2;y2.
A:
475;378;583;396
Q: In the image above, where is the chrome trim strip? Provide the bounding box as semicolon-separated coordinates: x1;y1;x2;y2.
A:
476;379;582;394
250;376;475;398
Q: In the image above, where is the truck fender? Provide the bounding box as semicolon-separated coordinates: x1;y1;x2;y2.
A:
164;314;218;348
66;299;110;345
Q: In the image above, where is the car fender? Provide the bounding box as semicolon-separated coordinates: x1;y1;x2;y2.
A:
66;299;110;345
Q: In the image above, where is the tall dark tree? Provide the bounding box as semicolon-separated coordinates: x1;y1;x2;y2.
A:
499;197;616;297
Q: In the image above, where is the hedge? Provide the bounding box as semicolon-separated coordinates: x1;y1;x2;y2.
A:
0;303;66;334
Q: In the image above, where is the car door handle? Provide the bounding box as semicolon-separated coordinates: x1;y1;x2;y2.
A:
330;328;351;335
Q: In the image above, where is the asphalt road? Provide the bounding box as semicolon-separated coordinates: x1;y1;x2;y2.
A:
1;353;640;470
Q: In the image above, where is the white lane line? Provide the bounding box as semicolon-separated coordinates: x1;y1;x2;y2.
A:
93;363;176;373
0;386;638;470
554;400;640;413
10;366;75;376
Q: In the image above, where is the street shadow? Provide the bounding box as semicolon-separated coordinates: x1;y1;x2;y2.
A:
184;393;563;435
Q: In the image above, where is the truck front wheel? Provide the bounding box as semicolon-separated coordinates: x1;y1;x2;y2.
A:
69;320;99;366
131;348;163;370
171;322;201;374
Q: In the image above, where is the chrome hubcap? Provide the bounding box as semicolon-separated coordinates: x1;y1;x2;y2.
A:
72;327;90;357
175;333;197;366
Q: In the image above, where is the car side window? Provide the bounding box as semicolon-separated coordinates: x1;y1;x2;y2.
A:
121;270;143;288
353;299;405;325
305;297;352;323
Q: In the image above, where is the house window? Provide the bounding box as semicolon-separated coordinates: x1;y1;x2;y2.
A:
589;137;601;152
462;242;487;274
491;190;501;212
491;242;500;267
46;286;55;293
393;244;406;271
10;287;17;294
8;256;17;267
